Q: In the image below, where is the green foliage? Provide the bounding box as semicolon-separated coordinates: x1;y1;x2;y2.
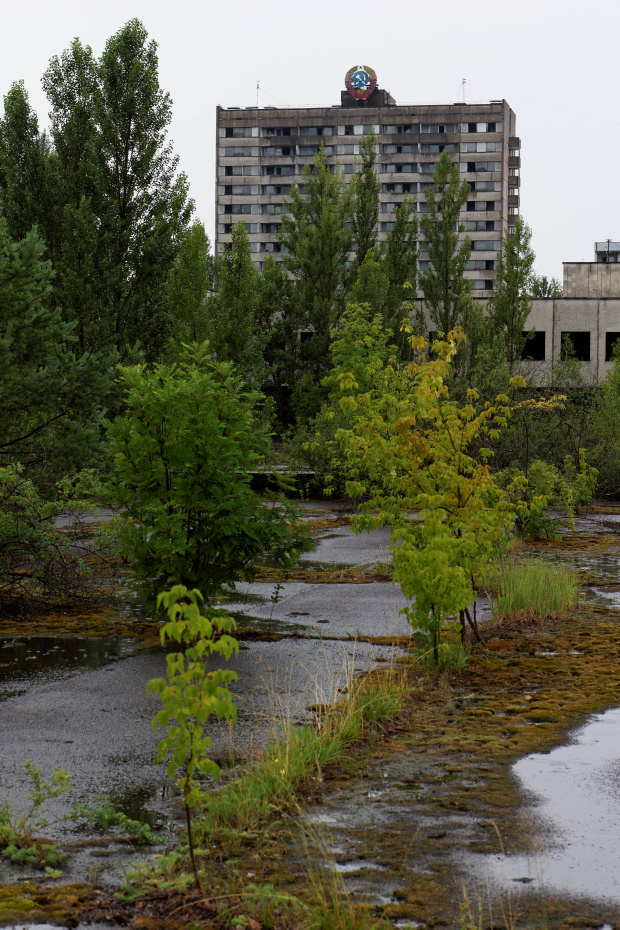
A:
166;221;214;348
147;585;239;892
0;81;51;243
0;761;71;869
341;330;515;665
296;303;394;493
254;254;298;429
278;148;354;412
418;151;474;336
0;21;194;361
71;795;155;845
0;464;99;595
379;196;418;349
207;221;265;388
488;216;536;372
0;216;114;478
106;342;305;592
350;129;380;266
530;273;562;298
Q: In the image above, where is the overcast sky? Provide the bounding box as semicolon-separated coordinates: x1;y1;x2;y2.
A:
2;0;618;279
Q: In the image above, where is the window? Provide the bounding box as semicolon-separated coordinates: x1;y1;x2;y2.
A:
381;221;395;232
260;223;279;234
462;161;501;172
420;162;437;173
337;144;358;155
467;259;495;270
224;126;254;138
223;184;254;195
262;184;292;195
470;180;501;192
419;260;431;270
472;240;499;251
382;182;416;193
299;126;333;136
606;333;620;361
226;204;252;215
420;123;456;133
561;332;590;361
264;165;295;176
262;127;291;137
222;165;259;177
383;144;416;154
420;143;458;154
473;279;494;290
343;164;355;174
260;242;282;253
521;332;546;362
263;145;295;156
220;222;255;235
299;331;314;343
461;122;502;134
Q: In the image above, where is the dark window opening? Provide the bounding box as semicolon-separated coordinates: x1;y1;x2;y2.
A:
561;331;590;362
521;331;546;361
485;259;495;271
606;332;620;361
299;331;314;343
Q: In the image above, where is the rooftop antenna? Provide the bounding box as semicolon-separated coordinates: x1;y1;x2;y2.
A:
459;77;466;103
256;80;260;106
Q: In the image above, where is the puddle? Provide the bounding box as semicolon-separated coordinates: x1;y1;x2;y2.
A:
0;636;139;702
480;706;620;905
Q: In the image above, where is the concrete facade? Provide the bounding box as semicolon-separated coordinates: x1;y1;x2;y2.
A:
420;297;620;383
563;262;620;298
216;80;519;292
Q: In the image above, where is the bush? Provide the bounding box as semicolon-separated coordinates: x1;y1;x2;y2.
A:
106;342;307;592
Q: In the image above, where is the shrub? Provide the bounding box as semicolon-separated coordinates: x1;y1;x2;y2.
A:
106;342;307;592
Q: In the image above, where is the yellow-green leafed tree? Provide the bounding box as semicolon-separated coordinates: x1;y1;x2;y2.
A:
341;329;515;667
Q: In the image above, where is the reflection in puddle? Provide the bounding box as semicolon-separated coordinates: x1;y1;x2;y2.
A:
482;707;620;904
0;636;138;702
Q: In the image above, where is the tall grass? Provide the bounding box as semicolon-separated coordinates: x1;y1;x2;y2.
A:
488;558;579;621
195;667;409;849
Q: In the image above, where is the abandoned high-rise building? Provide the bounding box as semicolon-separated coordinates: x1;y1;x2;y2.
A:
215;67;521;292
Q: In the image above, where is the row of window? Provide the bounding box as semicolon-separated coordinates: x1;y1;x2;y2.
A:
221;121;505;139
220;141;505;158
519;332;620;363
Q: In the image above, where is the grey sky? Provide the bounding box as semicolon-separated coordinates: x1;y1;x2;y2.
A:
2;0;618;278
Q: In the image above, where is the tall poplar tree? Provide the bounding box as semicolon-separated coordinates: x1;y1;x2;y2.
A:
488;215;536;372
0;20;193;361
419;151;474;335
278;148;353;406
351;129;380;267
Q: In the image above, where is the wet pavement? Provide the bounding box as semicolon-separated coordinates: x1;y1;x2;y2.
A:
2;500;620;914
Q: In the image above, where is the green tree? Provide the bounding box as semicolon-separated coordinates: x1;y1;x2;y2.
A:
166;221;213;347
36;20;194;359
206;221;264;388
351;129;380;267
488;216;536;372
0;82;52;243
254;254;297;430
278;148;354;411
148;586;238;895
380;196;418;349
0;216;113;477
530;273;562;298
106;342;305;592
419;151;474;335
340;330;514;664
